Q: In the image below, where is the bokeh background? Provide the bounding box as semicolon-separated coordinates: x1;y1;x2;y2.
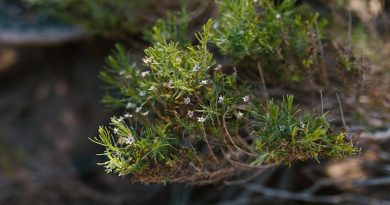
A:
1;0;390;204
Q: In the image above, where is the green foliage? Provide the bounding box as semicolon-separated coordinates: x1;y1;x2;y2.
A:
92;21;356;183
26;0;151;34
210;0;332;85
93;21;252;181
338;52;357;72
90;0;358;183
91;118;175;175
211;0;305;59
250;96;357;165
211;0;272;59
144;6;191;45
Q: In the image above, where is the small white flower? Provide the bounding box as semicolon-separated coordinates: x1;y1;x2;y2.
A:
123;136;135;145
300;122;306;129
142;57;153;64
187;110;194;118
213;22;219;29
200;80;208;85
148;85;156;91
126;102;136;109
214;64;222;71
254;0;258;3
135;107;142;113
118;136;135;145
192;65;199;72
197;116;206;123
242;95;250;102
218;95;224;104
166;80;174;88
176;57;182;63
119;71;126;76
184;97;191;105
237;111;244;119
124;113;133;118
113;128;119;134
140;71;150;77
118;117;124;122
276;13;281;19
139;91;146;96
141;111;149;116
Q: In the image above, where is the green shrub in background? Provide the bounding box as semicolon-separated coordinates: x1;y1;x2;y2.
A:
26;0;152;35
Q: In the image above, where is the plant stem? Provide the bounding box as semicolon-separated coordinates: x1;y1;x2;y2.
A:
257;60;268;99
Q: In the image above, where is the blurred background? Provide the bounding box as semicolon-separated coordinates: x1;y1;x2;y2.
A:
0;0;390;204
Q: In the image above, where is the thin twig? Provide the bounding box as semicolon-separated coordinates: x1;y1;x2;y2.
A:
356;49;365;99
347;10;352;55
336;93;348;130
319;89;324;114
190;144;204;167
257;61;269;99
222;113;256;157
220;148;267;170
201;124;218;161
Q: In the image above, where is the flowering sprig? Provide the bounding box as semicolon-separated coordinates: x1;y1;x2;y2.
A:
93;1;357;184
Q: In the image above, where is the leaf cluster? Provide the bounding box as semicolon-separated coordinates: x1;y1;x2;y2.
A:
250;96;356;165
210;0;332;84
